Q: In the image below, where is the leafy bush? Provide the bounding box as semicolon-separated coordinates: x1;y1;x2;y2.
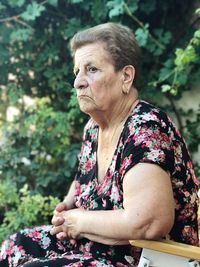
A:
0;181;59;243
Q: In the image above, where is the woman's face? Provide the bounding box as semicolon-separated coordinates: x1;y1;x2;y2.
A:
73;42;124;116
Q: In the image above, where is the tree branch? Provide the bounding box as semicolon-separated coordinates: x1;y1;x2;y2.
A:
0;0;49;28
0;15;19;23
166;94;183;134
123;2;165;50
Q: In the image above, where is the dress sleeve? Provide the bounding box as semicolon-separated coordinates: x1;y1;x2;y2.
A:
119;119;175;178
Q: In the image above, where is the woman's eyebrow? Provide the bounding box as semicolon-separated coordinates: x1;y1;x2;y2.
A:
73;61;95;74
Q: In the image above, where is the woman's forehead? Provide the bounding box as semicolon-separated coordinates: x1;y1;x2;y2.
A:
74;43;111;66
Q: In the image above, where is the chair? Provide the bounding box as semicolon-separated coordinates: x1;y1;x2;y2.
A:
129;239;200;267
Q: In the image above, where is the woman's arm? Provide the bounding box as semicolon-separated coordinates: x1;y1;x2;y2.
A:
82;233;129;245
63;180;76;208
51;163;175;241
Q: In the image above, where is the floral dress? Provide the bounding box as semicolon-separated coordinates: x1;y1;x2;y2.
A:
0;100;199;267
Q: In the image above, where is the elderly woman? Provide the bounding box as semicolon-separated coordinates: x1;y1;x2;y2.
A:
0;23;198;267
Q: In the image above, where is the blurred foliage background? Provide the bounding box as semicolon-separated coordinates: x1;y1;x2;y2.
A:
0;0;200;242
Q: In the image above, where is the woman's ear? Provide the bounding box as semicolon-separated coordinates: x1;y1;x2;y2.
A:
122;65;135;87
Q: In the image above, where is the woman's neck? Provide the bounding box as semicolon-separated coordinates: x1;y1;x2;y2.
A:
93;89;139;131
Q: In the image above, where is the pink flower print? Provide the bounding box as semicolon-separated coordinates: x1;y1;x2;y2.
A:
187;160;198;186
109;155;117;173
183;190;190;198
174;144;182;162
89;262;99;266
82;152;96;174
182;226;199;245
80;241;93;256
116;262;127;267
187;160;193;169
68;262;83;267
84;141;92;155
75;181;82;195
128;124;135;135
160;132;171;149
85;159;93;172
142;112;158;123
0;240;14;259
29;231;41;241
91;130;98;140
10;233;17;241
178;202;195;221
41;236;51;249
176;165;181;172
143;149;164;162
119;155;132;176
105;190;111;197
110;184;120;203
183;202;196;219
161;119;167;128
88;260;110;267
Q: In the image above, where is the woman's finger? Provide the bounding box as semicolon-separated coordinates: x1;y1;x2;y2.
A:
56;232;68;240
50;225;63;236
55;202;67;212
51;215;65;226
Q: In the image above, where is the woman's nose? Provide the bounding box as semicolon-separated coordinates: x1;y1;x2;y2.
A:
74;73;88;90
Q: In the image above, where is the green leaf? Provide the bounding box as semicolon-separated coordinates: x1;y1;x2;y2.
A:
159;67;173;82
176;72;188;85
7;85;21;104
0;44;9;65
154;28;172;45
127;1;139;13
62;18;82;39
175;46;197;70
48;0;58;6
195;8;200;16
107;0;124;18
194;29;200;39
69;0;83;3
0;3;6;10
163;59;174;68
8;0;25;7
10;28;33;42
135;25;149;47
161;84;171;93
0;24;11;44
91;0;108;22
21;2;45;21
193;30;200;45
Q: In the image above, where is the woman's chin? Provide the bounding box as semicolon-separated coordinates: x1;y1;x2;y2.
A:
79;104;94;115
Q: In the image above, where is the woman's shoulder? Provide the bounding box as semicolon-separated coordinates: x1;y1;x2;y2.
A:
133;100;168;120
126;100;183;142
131;100;177;130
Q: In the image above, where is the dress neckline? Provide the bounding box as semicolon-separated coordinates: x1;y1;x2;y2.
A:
95;100;141;186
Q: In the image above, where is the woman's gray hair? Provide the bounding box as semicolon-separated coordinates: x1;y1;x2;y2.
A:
70;22;142;86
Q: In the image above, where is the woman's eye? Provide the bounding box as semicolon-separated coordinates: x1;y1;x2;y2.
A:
88;66;97;73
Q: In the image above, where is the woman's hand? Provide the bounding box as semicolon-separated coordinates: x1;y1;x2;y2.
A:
51;207;84;241
50;202;67;240
50;202;74;240
51;201;70;226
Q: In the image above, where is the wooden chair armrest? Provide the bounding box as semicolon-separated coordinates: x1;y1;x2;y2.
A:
129;239;200;261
